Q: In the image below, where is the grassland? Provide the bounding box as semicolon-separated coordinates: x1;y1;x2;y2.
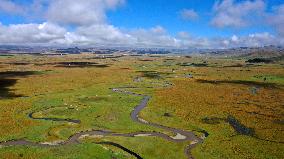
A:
0;53;283;159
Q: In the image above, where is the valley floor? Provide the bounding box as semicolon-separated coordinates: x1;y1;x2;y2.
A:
0;54;283;159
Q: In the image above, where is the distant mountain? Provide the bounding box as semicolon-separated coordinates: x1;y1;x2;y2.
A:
0;45;283;57
199;45;284;58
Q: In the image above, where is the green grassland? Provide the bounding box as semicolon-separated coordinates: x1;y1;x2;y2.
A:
0;54;283;159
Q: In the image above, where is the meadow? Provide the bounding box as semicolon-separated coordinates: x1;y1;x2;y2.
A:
0;53;283;159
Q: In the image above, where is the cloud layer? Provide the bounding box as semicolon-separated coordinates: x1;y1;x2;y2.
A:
0;22;66;44
0;0;283;49
211;0;265;28
46;0;124;26
267;4;284;36
180;9;199;21
0;0;26;15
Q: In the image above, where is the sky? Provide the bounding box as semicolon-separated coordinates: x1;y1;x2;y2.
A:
0;0;284;49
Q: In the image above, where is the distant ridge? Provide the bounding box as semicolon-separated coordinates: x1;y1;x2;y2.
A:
0;45;283;57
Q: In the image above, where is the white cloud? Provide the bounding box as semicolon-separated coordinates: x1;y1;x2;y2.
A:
46;0;124;26
0;23;178;48
128;26;179;48
211;0;265;28
67;24;135;46
180;9;199;21
0;22;282;48
0;0;283;49
267;4;284;36
0;0;26;15
231;35;239;42
177;31;211;48
220;32;282;48
0;22;66;44
177;31;191;39
150;26;166;34
176;31;284;49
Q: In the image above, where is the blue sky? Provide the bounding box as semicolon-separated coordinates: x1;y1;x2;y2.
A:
0;0;283;48
108;0;215;37
108;0;281;37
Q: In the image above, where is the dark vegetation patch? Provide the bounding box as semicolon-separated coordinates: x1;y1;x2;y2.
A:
149;55;161;58
245;63;255;66
227;115;255;136
244;55;284;63
57;62;97;66
130;54;142;57
196;79;280;89
273;119;284;125
33;63;48;66
0;79;20;98
0;54;14;57
163;113;172;117
137;71;172;79
55;62;110;68
120;67;130;70
89;64;110;68
246;58;272;63
139;59;154;62
0;71;40;78
164;58;174;61
177;63;191;66
201;117;225;124
178;63;208;67
105;55;123;59
201;115;255;137
6;62;30;65
0;71;40;98
244;63;262;67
